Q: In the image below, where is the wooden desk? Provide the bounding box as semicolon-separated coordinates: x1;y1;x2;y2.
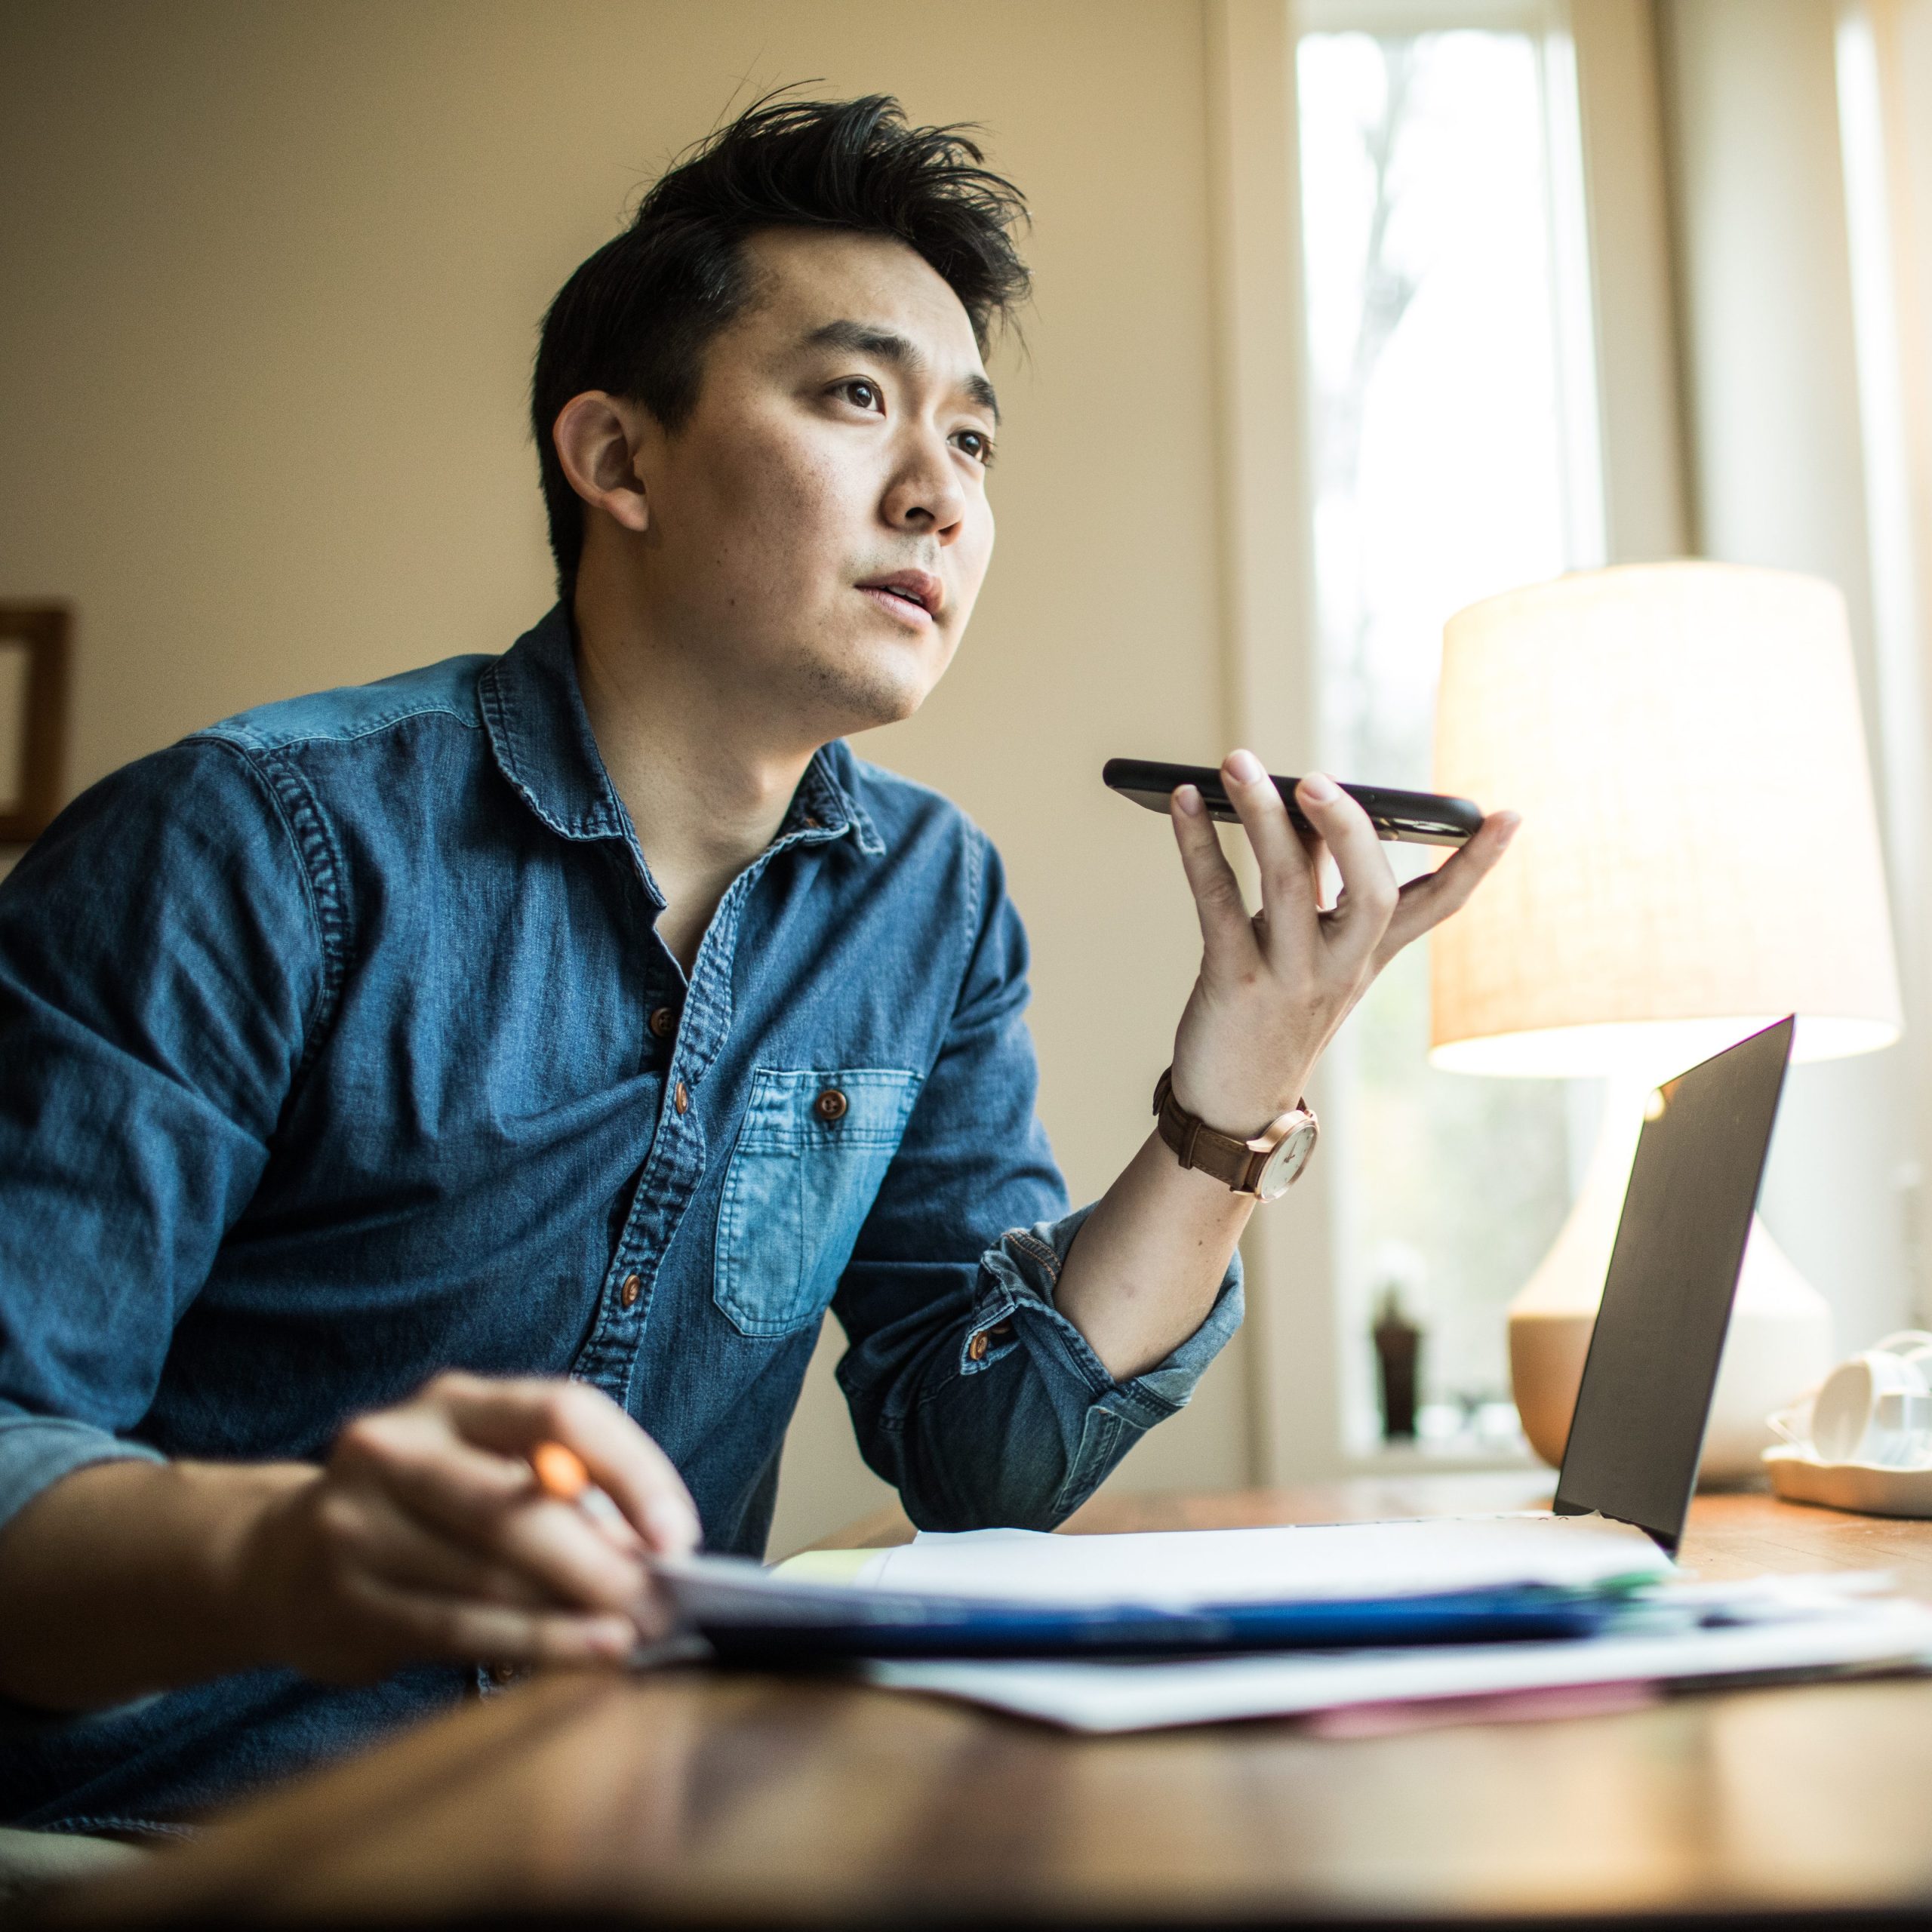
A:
64;1477;1932;1927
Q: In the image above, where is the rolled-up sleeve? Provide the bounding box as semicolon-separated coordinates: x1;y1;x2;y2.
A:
0;1417;165;1535
0;739;321;1537
832;829;1243;1531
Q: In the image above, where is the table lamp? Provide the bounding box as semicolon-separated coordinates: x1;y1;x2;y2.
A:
1430;562;1903;1481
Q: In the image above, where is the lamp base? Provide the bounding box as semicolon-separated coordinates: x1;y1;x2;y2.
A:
1507;1080;1834;1484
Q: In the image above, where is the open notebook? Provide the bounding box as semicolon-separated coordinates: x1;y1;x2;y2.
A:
652;1018;1795;1662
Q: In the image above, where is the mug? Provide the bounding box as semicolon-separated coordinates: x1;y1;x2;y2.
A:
1807;1332;1932;1466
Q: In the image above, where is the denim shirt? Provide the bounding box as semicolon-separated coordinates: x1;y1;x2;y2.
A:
0;606;1241;1833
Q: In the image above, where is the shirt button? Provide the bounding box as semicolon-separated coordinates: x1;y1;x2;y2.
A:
967;1331;989;1362
648;1005;678;1041
814;1087;849;1123
674;1080;689;1115
489;1663;522;1686
620;1273;641;1309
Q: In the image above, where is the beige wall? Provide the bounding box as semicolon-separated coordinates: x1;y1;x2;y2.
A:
0;0;1254;1555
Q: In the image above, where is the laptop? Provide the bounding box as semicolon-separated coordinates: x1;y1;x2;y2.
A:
654;1017;1795;1657
1551;1012;1795;1552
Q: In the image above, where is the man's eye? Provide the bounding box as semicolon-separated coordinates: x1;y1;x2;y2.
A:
953;429;996;466
835;379;882;412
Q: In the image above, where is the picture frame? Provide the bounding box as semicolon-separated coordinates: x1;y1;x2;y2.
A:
0;604;72;844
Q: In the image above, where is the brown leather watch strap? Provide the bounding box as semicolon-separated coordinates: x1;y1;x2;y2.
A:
1152;1068;1263;1192
1152;1067;1318;1198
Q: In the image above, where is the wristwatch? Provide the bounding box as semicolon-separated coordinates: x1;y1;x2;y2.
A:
1152;1067;1318;1201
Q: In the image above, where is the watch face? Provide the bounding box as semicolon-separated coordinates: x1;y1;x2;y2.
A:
1257;1118;1317;1200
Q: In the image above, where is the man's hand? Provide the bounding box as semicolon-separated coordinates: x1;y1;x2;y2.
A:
1054;749;1515;1385
245;1373;701;1683
1167;749;1518;1133
0;1374;700;1711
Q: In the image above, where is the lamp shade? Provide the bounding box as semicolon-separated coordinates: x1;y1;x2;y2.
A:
1431;562;1902;1077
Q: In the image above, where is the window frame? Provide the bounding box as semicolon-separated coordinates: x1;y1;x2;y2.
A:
1206;0;1688;1479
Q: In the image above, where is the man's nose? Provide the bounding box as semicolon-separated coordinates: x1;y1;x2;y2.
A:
881;429;968;540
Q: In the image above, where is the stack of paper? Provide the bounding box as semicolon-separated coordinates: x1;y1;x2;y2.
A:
649;1518;1932;1734
862;1589;1932;1732
657;1515;1675;1663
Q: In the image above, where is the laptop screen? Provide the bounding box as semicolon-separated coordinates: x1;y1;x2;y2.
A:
1552;1016;1795;1552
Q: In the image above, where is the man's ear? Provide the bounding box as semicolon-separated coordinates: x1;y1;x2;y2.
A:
552;392;652;536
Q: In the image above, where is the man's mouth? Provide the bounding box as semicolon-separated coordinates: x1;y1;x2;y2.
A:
857;571;943;628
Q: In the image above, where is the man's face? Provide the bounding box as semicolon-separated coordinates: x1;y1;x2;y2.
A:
623;227;999;743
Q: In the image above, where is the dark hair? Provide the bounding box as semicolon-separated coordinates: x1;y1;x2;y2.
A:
530;92;1030;595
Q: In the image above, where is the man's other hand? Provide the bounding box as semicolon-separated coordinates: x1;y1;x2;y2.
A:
246;1373;700;1683
1167;749;1518;1134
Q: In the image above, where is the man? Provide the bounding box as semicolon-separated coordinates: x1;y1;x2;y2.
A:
0;95;1515;1832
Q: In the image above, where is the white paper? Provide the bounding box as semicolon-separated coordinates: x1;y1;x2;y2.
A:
855;1514;1672;1607
862;1598;1932;1733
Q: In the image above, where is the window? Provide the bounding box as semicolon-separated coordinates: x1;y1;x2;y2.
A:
1293;5;1604;1451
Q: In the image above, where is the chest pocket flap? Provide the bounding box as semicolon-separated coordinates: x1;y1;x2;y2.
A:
713;1067;923;1338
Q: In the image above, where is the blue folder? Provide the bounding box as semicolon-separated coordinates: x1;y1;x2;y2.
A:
671;1580;1635;1665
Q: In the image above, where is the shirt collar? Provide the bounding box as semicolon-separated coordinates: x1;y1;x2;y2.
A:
480;605;886;860
783;740;887;857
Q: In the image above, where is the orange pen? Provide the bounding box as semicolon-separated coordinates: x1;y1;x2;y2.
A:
531;1441;633;1540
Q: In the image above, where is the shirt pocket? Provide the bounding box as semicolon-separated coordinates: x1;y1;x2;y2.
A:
712;1067;924;1339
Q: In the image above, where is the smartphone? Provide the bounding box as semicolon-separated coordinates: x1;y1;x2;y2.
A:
1103;758;1484;849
